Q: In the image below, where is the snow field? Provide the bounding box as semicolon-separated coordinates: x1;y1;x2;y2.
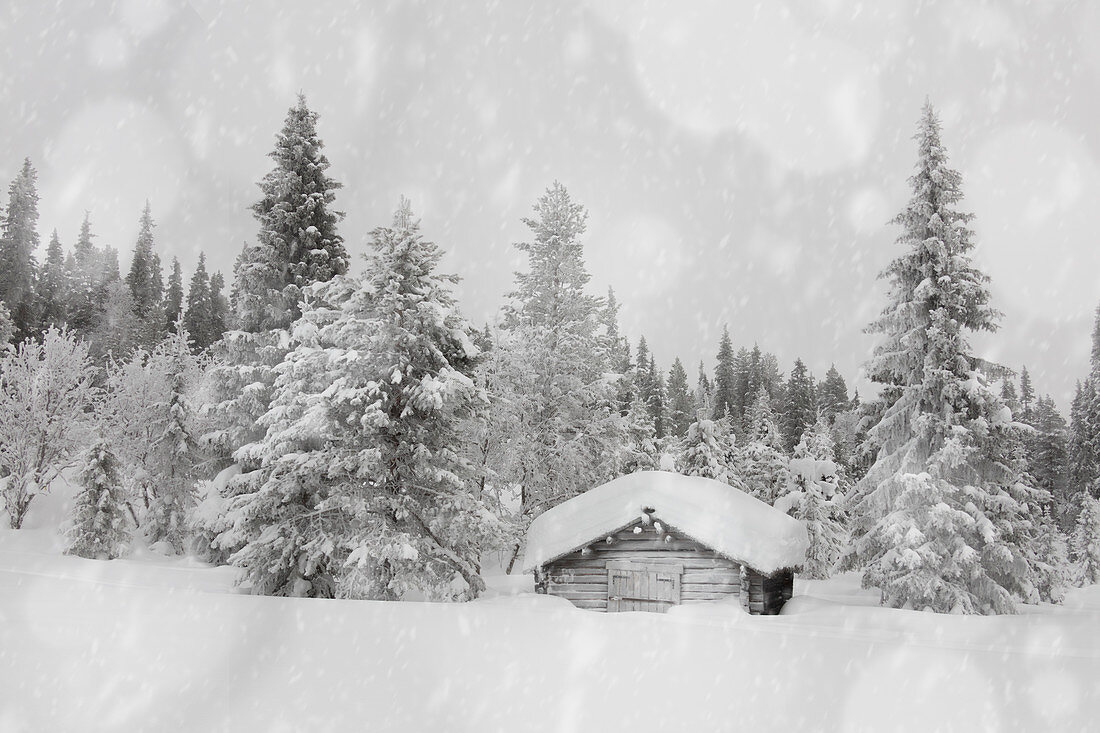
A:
2;526;1098;732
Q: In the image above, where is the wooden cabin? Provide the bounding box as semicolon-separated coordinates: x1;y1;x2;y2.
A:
522;471;808;615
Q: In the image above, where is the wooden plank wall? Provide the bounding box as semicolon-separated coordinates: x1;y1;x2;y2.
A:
745;567;794;615
541;521;743;612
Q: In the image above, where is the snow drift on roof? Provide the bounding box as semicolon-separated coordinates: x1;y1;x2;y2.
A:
522;471;809;574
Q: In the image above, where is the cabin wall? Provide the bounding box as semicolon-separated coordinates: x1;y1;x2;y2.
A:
744;568;794;615
539;521;743;612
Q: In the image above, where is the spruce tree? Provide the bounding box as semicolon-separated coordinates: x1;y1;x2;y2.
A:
125;202;165;347
735;385;789;504
602;288;631;376
66;213;99;334
1001;379;1020;415
620;391;659;474
92;279;141;362
204;96;348;464
817;364;850;422
490;182;621;562
1033;507;1069;602
1029;395;1071;528
604;289;633;416
635;336;651;392
634;337;661;434
0;158;40;341
1071;493;1100;585
36;230;69;331
0;302;13;345
848;102;1039;613
781;358;816;452
712;327;736;421
1069;306;1100;500
244;94;348;330
732;345;779;429
1068;380;1096;499
676;417;739;486
208;271;229;342
164;257;185;331
694;361;712;418
646;355;666;439
666;357;694;438
184;252;213;350
1019;366;1035;423
65;440;130;560
144;326;200;553
233;199;501;599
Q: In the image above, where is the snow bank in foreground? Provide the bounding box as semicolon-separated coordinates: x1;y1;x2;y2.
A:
2;528;1098;732
523;470;808;573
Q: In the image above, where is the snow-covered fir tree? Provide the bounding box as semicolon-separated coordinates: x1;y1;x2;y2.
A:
1032;507;1069;603
65;212;100;335
0;301;13;345
602;287;633;415
1028;394;1072;528
676;417;738;486
1068;380;1096;499
233;199;503;600
712;327;736;421
65;440;130;560
1071;492;1100;586
0;328;97;528
848;102;1044;614
781;358;816;452
203;95;348;466
732;345;784;433
489;182;622;564
164;257;185;334
792;478;846;580
145;327;200;553
694;361;712;418
619;391;659;474
734;385;789;504
0;158;39;341
125;201;165;349
184;253;215;350
1018;366;1036;423
644;354;666;440
240;93;348;331
91;279;141;363
793;417;838;462
1001;378;1020;416
36;230;68;332
208;271;229;343
665;357;694;438
777;416;849;579
1069;306;1100;502
817;364;849;423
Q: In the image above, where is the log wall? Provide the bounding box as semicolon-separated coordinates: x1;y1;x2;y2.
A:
538;520;744;613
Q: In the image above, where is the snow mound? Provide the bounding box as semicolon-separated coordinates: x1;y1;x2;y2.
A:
522;470;808;574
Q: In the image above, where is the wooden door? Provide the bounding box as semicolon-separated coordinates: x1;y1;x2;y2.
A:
606;562;682;613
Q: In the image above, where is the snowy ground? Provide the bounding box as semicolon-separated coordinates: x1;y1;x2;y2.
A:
2;487;1099;731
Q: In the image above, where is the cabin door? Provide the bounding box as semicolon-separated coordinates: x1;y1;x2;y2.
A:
606;562;683;613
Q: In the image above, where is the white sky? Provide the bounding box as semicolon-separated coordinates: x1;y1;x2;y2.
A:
3;0;1099;405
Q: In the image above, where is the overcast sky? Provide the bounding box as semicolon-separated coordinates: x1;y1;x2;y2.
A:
3;0;1099;405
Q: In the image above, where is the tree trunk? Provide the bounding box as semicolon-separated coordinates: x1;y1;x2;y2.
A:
505;542;521;575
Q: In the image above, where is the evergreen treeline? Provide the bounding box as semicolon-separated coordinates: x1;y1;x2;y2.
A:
0;97;1097;609
0;165;228;359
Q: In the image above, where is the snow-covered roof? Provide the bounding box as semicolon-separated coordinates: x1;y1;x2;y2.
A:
522;471;808;574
